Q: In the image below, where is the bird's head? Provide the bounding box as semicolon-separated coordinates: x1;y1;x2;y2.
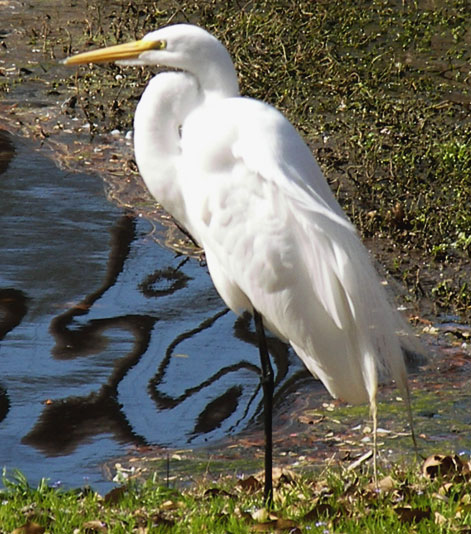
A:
63;24;239;97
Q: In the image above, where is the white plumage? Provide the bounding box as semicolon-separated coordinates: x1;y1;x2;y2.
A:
65;22;413;432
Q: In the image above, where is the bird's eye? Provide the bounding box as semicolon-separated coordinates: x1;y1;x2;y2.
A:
153;39;167;50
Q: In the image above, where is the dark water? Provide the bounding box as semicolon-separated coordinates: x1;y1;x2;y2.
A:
0;130;306;491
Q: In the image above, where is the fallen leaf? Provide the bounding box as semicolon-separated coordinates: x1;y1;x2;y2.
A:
432;492;449;503
394;506;431;523
366;475;396;493
251;508;270;522
303;503;334;521
82;520;107;533
460;493;471;506
272;467;298;486
434;511;447;525
423;454;463;480
103;486;127;505
274;518;298;530
11;522;45;534
438;482;454;495
236;507;253;521
251;520;277;532
298;415;324;425
160;499;181;510
237;475;263;493
347;450;373;471
150;513;174;528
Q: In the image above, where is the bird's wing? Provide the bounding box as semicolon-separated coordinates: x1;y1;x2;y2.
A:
182;97;365;328
180;97;408;404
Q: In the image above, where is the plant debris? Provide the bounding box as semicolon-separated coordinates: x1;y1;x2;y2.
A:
2;456;471;533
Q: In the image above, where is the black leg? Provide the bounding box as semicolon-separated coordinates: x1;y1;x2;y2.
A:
253;308;274;505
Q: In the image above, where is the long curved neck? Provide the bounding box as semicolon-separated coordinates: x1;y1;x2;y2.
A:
141;25;240;101
133;72;201;226
186;46;239;100
133;38;240;231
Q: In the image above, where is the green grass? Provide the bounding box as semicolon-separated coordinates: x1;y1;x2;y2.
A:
1;460;471;533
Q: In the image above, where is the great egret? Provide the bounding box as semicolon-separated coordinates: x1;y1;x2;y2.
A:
65;24;416;501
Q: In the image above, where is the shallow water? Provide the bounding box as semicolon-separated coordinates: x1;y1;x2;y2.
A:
0;129;308;490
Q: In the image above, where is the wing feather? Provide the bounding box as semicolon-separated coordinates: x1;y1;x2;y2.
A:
180;97;409;405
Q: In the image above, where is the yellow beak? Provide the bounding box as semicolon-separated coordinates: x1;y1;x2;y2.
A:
63;39;165;65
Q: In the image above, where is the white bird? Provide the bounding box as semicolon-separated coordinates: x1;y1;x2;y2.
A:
64;24;416;501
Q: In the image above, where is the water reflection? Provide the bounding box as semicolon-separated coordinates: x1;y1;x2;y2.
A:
49;214;140;360
0;129;14;174
0;131;23;427
0;288;27;425
149;309;294;440
0;288;28;341
0;129;307;488
23;313;157;456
